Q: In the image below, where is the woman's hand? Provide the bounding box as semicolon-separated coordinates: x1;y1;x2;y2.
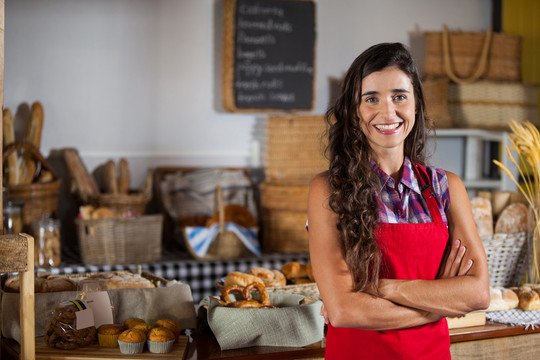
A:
438;239;473;279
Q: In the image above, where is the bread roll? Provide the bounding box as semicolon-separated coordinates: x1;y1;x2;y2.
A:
487;286;519;311
281;262;308;280
470;197;493;237
519;290;540;311
495;202;529;234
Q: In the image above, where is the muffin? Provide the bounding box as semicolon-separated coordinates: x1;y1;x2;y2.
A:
123;317;146;329
147;327;175;354
117;328;146;354
154;318;181;341
97;324;125;347
132;322;153;335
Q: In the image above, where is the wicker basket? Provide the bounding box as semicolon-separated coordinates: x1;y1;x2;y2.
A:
260;182;309;253
3;143;61;231
424;27;521;82
76;214;163;266
482;232;529;287
182;186;251;260
265;115;329;183
89;191;150;215
448;81;538;129
423;76;452;128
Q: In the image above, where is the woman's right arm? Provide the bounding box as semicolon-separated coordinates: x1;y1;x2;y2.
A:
307;174;441;330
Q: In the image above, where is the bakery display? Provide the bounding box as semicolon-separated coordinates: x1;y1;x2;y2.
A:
3;270;156;293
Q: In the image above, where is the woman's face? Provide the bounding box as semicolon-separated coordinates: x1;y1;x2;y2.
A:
358;66;416;157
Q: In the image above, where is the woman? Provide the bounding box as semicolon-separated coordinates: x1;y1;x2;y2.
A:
308;43;490;359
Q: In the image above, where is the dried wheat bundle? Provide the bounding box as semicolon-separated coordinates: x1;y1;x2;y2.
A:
493;120;540;283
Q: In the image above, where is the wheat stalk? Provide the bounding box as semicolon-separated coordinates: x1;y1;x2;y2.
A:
493;120;540;283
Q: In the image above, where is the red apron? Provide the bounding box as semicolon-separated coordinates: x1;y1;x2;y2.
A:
325;165;451;359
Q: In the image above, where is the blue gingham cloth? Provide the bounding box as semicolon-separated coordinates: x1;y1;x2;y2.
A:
185;223;261;258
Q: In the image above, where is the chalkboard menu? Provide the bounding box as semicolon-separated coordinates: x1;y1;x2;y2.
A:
222;0;316;112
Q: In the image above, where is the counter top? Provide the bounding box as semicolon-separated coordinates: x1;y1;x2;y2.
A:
2;321;540;360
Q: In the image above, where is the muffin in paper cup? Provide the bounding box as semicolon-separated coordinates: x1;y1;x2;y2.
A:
118;340;145;354
98;333;120;347
147;339;175;354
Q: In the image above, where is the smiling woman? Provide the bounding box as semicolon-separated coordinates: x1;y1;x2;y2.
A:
307;43;490;360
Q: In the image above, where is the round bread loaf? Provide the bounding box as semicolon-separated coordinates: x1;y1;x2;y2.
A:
495;202;529;234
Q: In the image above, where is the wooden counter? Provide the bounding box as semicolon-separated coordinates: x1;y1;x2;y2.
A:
2;321;540;360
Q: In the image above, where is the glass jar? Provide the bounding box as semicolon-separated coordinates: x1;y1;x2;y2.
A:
3;198;24;234
32;216;61;267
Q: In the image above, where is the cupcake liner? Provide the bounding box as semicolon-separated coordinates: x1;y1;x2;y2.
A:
98;333;120;347
118;340;145;354
147;339;175;354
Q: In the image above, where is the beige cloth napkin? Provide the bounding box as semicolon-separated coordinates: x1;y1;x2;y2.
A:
2;282;197;343
201;293;324;350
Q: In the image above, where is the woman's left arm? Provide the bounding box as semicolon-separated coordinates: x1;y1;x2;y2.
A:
378;171;490;317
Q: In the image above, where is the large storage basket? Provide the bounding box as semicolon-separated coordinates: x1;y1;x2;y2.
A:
448;80;538;130
265;115;328;183
260;182;309;253
482;232;529;287
76;214;163;266
3;143;61;231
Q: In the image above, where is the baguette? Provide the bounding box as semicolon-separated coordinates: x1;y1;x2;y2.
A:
117;157;130;194
103;159;118;194
2;108;20;185
25;101;44;149
494;202;529;234
62;148;100;201
19;102;45;184
470;197;493;237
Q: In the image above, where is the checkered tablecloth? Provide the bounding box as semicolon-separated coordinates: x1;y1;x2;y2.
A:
37;250;311;303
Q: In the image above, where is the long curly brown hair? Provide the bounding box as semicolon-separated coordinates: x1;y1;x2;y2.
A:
325;43;432;293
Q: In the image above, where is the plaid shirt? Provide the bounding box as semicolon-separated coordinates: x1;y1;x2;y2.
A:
372;157;450;225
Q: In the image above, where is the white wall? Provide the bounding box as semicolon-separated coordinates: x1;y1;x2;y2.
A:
4;0;492;186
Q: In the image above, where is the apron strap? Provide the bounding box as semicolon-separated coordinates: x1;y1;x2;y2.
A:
414;163;443;223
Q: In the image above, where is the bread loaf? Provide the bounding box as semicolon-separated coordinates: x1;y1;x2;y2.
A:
518;290;540;311
470;197;493;237
2;108;20;185
117;158;130;195
487;286;519;311
62;148;100;200
103;160;118;194
494;202;529;234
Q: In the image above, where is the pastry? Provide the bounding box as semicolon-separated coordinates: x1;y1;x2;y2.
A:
248;267;286;287
132;322;153;334
97;324;125;347
118;328;146;354
281;262;308;280
206;204;257;228
224;271;265;288
44;302;97;350
470;197;493;237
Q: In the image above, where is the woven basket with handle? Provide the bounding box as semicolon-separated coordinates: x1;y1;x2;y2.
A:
3;143;61;231
184;185;250;260
482;232;529;287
